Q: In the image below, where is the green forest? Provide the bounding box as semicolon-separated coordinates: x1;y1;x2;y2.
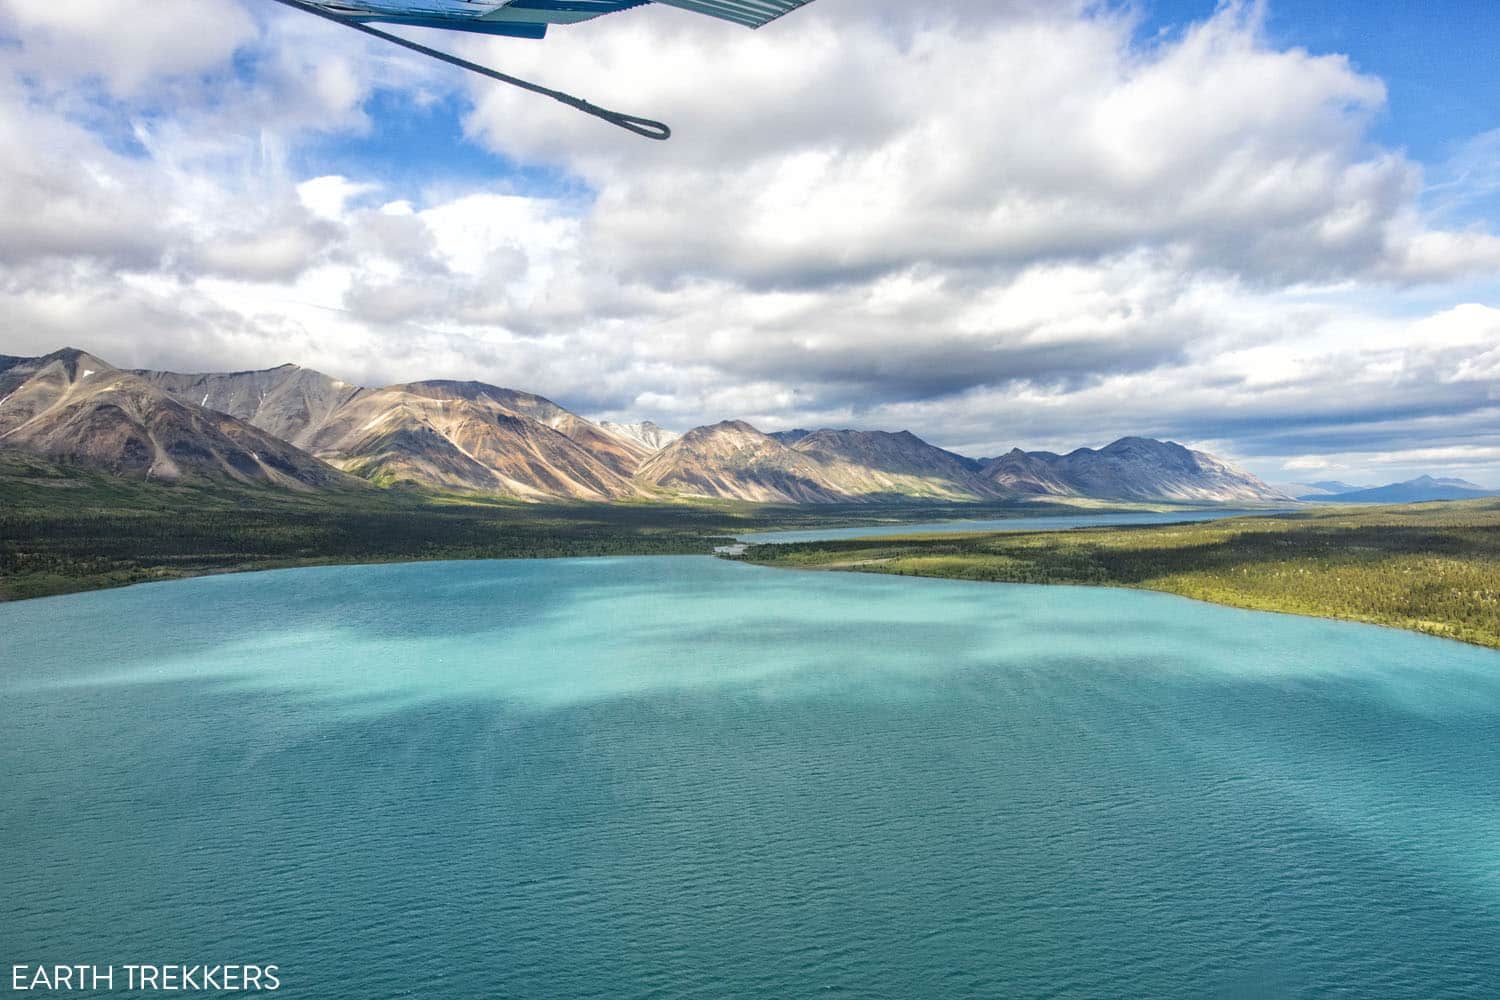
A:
735;502;1500;650
1;451;1114;600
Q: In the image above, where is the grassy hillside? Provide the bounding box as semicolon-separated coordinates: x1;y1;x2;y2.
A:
735;501;1500;650
0;451;1157;601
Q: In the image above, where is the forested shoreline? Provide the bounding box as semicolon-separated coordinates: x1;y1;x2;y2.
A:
734;502;1500;650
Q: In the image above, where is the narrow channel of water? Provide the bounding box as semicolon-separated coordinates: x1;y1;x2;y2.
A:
738;506;1281;544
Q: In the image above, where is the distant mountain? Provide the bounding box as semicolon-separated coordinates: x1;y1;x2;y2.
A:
140;364;648;499
635;424;1281;504
599;420;679;452
1314;476;1499;504
0;350;353;490
977;438;1287;503
1048;437;1288;502
769;429;812;445
137;363;363;449
636;423;1014;503
635;420;849;502
980;449;1078;496
790;429;1000;500
420;382;650;478
300;380;644;500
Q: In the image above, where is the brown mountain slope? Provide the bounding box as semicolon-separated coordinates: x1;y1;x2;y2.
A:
0;350;355;490
1046;438;1288;502
404;381;650;478
301;382;642;500
142;366;650;497
634;420;850;502
638;422;1286;505
791;429;1005;500
980;449;1079;496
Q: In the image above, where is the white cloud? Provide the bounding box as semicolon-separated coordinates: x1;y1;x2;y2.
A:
188;225;337;282
1283;456;1340;472
0;0;256;94
453;1;1491;287
298;176;378;220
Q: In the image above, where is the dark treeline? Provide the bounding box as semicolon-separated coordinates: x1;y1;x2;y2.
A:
0;453;720;599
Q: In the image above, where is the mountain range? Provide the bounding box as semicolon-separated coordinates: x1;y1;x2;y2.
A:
2;347;1290;505
1298;476;1499;504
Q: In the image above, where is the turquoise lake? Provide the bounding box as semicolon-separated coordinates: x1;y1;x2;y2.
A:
3;556;1499;998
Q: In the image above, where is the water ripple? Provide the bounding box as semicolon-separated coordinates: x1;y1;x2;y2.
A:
3;558;1499;998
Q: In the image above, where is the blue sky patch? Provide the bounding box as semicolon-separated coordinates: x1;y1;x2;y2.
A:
293;87;593;206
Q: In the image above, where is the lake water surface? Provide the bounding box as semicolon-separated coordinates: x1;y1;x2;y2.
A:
3;557;1498;998
738;506;1278;543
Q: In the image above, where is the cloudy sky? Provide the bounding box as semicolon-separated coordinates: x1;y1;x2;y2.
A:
1;0;1498;485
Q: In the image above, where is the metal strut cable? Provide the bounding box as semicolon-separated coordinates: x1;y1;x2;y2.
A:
265;0;672;140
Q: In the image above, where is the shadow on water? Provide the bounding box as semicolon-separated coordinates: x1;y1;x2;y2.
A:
5;637;1500;1000
7;556;1500;714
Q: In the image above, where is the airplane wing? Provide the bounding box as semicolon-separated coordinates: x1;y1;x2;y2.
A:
310;0;816;38
275;0;822;138
649;1;818;29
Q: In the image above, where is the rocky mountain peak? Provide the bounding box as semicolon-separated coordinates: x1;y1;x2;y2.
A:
41;348;115;377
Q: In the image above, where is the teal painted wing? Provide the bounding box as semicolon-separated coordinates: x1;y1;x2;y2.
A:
308;0;815;37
